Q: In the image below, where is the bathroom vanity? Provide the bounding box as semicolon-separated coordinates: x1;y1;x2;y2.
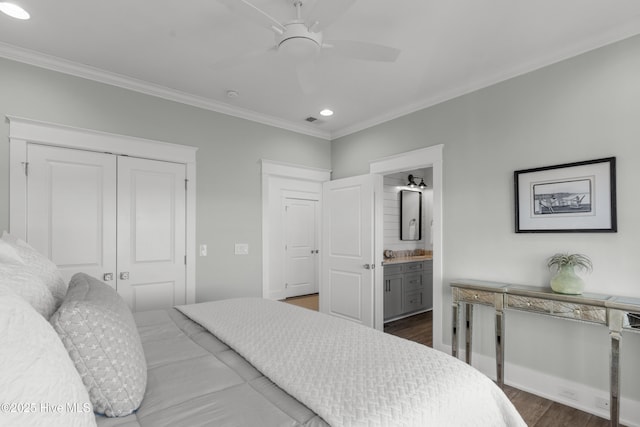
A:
383;257;433;321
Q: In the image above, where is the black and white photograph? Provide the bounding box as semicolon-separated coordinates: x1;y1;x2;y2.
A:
532;178;592;216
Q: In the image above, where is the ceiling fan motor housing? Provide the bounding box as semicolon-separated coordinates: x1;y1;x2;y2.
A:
276;22;323;58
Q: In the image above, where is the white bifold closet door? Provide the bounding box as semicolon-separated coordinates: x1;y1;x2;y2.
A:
26;144;186;311
27;145;117;284
116;156;186;311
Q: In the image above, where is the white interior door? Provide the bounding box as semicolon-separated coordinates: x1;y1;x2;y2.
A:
117;157;186;311
321;174;380;328
284;198;318;297
26;144;117;285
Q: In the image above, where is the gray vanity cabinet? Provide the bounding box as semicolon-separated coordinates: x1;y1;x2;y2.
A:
383;265;404;320
384;260;433;321
420;261;433;310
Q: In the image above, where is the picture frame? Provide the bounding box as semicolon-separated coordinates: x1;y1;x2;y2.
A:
514;157;617;233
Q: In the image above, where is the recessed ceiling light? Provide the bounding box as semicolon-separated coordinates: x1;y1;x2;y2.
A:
0;2;30;20
319;109;334;117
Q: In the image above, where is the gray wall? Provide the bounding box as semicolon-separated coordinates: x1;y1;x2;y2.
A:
0;57;331;303
332;35;640;402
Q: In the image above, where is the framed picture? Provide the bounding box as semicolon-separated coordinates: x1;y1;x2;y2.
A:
514;157;617;233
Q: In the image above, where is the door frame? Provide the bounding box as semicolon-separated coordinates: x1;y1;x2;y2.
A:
261;160;331;300
7;115;198;304
370;145;444;350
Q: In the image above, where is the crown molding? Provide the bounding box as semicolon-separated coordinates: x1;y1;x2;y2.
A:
0;42;331;141
330;22;640;140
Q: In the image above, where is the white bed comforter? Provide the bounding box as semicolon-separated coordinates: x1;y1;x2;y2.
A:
177;298;525;427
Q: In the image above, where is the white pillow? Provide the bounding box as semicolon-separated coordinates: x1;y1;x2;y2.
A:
0;263;57;319
0;289;97;427
0;238;23;264
1;231;68;307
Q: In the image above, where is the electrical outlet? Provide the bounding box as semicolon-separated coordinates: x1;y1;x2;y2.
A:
235;243;249;255
558;388;578;401
595;397;609;410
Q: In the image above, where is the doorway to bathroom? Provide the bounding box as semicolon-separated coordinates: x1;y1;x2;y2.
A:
380;169;434;343
369;145;443;349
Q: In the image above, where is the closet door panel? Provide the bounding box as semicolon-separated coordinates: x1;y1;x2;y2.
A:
117;157;186;311
27;144;117;285
131;171;174;262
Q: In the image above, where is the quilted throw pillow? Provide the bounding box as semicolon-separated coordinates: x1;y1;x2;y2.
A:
50;273;147;417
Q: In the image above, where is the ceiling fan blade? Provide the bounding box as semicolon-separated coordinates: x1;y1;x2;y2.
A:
304;0;357;32
216;0;285;33
323;40;401;62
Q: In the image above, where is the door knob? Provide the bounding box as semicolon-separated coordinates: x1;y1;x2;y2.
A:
103;273;113;281
120;272;130;280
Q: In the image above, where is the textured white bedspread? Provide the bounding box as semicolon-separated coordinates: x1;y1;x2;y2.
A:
178;298;525;427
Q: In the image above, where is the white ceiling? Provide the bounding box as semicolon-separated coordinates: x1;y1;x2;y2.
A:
1;0;640;140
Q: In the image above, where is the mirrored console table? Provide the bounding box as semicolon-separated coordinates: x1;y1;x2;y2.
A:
450;279;640;427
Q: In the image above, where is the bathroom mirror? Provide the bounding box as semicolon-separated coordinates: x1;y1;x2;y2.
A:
400;190;422;241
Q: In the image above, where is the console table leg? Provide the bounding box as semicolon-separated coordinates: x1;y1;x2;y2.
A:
610;332;620;427
465;304;474;364
452;301;459;359
609;309;624;427
495;294;505;390
495;310;505;389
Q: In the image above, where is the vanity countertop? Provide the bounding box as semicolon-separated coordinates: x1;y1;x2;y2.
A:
382;255;432;265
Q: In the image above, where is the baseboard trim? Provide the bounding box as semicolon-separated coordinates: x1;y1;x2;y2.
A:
439;345;640;427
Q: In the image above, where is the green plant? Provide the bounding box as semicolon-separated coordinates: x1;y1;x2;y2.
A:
547;253;592;273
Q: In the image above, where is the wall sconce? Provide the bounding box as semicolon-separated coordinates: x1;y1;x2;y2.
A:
407;174;427;189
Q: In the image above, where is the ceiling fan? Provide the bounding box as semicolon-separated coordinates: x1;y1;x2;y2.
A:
215;0;401;88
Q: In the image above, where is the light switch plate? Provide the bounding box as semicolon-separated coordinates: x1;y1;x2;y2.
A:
199;244;207;256
234;243;249;255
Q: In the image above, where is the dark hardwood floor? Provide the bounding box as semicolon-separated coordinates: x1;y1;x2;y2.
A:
384;310;433;346
503;385;613;427
284;294;616;426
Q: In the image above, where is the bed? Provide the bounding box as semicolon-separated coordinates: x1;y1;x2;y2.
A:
0;232;526;427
